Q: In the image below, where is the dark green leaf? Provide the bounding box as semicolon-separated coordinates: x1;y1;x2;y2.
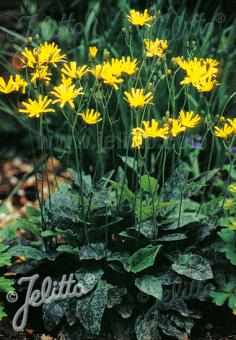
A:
119;155;138;173
76;279;108;334
75;268;103;294
130;245;162;273
135;275;163;300
140;175;159;195
43;300;67;331
133;219;156;240
57;244;80;254
160;162;190;202
107;252;131;271
9;245;52;261
161;214;201;230
172;254;213;281
184;169;218;198
79;243;107;260
135;314;160;340
107;286;127;308
157;233;187;241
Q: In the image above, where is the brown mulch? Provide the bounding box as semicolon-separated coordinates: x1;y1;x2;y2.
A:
0;157;71;229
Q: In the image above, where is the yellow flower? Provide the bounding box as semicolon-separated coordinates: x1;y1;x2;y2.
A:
61;74;73;87
106;59;123;76
127;9;155;27
90;63;122;90
90;57;137;90
20;47;37;68
131;127;144;148
227;118;236;134
61;62;88;79
30;65;52;84
0;75;27;94
142;119;169;139
144;38;168;58
78;109;102;124
61;61;77;79
214;124;233;139
172;57;189;70
124;88;153;108
51;83;84;109
14;75;28;93
120;57;138;75
77;65;89;78
167;118;186;137
229;183;236;193
37;42;66;66
90;64;104;78
172;57;219;92
20;42;66;68
196;78;218;92
0;76;16;94
178;110;201;128
89;46;98;59
19;95;55;118
100;69;123;90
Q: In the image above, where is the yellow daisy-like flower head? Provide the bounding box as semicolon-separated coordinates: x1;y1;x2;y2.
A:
144;38;168;58
227;118;236;134
172;57;189;70
196;78;218;92
100;69;123;90
124;88;153;108
90;64;104;79
120;57;138;76
0;75;27;94
61;62;88;80
51;83;84;109
14;75;28;94
89;46;98;59
90;57;137;90
142;119;169;139
167;118;186;137
37;41;66;66
127;9;155;27
78;109;102;125
131;127;144;148
19;95;55;118
178;110;201;129
0;76;16;94
90;62;123;90
20;47;37;68
21;42;66;68
173;56;219;92
77;65;89;79
61;61;77;79
61;74;73;87
214;124;233;139
30;65;52;84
